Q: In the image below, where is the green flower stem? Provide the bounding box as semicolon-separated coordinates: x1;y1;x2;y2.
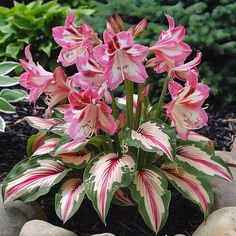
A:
134;83;145;130
124;79;134;129
152;76;169;119
111;92;122;156
106;133;114;152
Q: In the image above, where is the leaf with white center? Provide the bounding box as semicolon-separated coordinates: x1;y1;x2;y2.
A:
176;143;232;182
54;139;89;155
0;89;27;102
84;153;136;223
129;166;171;234
125;120;175;160
0;115;6;132
0;61;20;76
55;178;85;223
22;116;57;131
161;163;213;215
2;156;69;203
0;97;16;113
0;76;19;87
56;150;92;169
32;138;60;156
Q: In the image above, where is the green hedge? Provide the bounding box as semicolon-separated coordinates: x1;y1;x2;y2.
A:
81;0;236;104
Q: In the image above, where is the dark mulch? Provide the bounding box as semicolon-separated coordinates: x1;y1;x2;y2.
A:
0;101;235;236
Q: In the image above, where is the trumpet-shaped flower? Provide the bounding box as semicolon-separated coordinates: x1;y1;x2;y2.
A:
52;13;100;67
94;31;148;89
65;88;116;140
70;56;112;104
166;75;209;140
19;45;53;106
169;51;202;81
148;14;191;73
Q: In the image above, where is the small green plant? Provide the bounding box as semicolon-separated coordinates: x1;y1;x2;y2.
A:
0;61;27;132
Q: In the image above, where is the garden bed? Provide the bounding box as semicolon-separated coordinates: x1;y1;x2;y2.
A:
0;101;235;236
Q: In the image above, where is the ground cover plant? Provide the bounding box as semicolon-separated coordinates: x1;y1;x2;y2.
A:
1;13;233;234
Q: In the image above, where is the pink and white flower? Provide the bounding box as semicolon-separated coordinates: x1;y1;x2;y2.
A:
169;51;202;81
65;88;116;140
19;45;53;106
148;14;191;73
52;13;100;67
94;31;148;89
167;75;210;140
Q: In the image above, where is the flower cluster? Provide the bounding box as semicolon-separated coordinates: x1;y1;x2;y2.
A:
2;13;232;234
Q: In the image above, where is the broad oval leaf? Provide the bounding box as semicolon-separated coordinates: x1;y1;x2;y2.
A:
0;61;20;76
54;139;88;155
129;166;171;234
125;120;175;160
0;97;16;113
0;89;27;102
56;150;91;169
176;144;232;181
32;138;60;156
84;153;136;222
55;178;85;223
22;116;57;131
161;163;213;215
0;76;19;87
3;157;69;203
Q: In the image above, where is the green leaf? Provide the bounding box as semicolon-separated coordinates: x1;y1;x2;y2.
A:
39;42;52;57
26;133;45;157
6;44;21;59
0;76;19;87
0;89;27;102
0;61;20;76
0;115;6;132
0;97;16;113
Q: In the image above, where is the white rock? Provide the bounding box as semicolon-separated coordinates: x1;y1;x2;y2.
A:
193;207;236;236
211;151;236;208
0;185;46;236
20;220;77;236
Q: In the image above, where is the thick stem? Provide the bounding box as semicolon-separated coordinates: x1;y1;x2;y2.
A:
106;133;114;152
124;79;134;129
152;76;169;119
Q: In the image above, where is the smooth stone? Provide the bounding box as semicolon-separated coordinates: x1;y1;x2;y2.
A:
19;220;77;236
192;207;236;236
211;151;236;209
91;234;116;236
0;185;47;236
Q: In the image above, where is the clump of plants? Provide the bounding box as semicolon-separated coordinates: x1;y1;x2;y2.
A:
1;13;232;234
0;61;27;132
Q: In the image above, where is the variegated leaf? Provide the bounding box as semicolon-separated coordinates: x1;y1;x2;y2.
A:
22;116;57;131
54;139;88;155
2;157;68;203
129;166;171;234
26;133;46;157
84;153;136;223
56;149;91;169
176;144;232;181
161;163;213;215
125;120;175;160
55;178;85;223
114;188;133;206
32;138;60;156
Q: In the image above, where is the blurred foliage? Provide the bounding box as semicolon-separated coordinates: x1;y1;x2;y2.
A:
80;0;236;104
0;0;95;71
0;0;235;104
